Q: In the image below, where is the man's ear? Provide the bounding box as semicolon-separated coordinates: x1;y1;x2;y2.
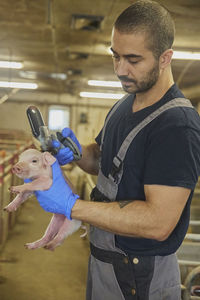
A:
159;49;173;69
41;152;56;166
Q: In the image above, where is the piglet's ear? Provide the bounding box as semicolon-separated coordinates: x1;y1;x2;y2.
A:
41;152;56;166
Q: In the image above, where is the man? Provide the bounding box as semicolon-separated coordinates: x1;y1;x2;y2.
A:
35;1;200;299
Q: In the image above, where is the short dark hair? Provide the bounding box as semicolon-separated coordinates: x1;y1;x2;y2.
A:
114;0;175;59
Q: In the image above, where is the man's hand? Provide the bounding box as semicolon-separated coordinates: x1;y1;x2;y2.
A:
25;161;79;220
52;128;82;165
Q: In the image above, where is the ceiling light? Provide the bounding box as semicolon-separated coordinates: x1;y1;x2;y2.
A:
71;14;104;31
0;81;38;89
0;61;23;69
173;51;200;60
88;80;122;88
50;73;67;80
19;70;67;80
80;92;124;99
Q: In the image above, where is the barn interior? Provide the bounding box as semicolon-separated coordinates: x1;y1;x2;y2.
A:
0;0;200;299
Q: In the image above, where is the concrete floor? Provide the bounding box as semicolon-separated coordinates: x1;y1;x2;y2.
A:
0;198;90;300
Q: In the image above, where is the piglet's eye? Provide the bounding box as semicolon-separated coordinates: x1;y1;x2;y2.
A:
32;159;37;163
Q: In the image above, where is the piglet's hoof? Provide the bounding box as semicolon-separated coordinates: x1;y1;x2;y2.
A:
44;245;55;251
3;205;16;212
9;186;20;194
43;240;59;251
24;243;36;250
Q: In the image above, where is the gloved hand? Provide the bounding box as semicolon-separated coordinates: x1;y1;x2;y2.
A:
52;128;82;165
24;160;79;220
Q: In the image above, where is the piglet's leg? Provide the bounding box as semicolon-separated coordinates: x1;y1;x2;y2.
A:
44;219;81;251
4;191;33;212
10;177;52;194
25;213;66;250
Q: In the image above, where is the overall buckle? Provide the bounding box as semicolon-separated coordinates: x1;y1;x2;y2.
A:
109;156;123;183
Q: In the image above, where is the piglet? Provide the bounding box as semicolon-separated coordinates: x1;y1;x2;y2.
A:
4;148;81;251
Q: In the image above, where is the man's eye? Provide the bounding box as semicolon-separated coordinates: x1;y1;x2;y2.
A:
112;55;120;60
129;60;138;65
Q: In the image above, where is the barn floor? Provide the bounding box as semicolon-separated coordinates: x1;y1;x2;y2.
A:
0;198;90;300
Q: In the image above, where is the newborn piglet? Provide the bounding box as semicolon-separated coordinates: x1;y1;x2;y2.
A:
4;148;81;251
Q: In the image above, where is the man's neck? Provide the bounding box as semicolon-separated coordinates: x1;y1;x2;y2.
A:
132;69;174;112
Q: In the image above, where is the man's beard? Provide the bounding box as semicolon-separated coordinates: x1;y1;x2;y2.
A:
118;62;159;94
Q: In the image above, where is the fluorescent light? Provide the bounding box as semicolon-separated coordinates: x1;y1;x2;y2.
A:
80;92;124;99
88;80;122;88
0;61;23;69
173;51;200;60
19;70;67;80
0;81;38;89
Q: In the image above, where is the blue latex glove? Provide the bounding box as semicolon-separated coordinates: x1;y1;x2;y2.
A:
24;160;79;220
52;128;82;165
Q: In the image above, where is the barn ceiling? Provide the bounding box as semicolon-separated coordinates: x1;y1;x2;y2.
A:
0;0;200;104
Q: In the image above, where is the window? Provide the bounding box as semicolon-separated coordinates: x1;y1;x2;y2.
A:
48;106;70;131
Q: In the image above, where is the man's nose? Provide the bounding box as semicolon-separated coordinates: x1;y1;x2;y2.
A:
114;59;129;77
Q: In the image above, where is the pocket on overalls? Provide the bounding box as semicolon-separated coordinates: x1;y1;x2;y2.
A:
89;255;126;300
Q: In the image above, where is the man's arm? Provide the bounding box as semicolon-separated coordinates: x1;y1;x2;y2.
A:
76;143;101;175
71;184;191;241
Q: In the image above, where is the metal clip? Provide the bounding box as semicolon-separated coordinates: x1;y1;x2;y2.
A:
109;156;123;183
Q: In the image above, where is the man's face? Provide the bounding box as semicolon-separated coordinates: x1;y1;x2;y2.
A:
111;28;160;94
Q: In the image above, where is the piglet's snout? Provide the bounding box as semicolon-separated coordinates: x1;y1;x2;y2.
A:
12;163;26;175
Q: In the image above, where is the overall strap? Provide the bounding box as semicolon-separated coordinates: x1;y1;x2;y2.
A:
109;98;193;183
100;94;131;151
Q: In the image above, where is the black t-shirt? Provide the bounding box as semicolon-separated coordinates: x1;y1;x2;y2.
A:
95;84;200;256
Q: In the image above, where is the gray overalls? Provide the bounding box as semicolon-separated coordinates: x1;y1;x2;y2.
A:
86;97;193;300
